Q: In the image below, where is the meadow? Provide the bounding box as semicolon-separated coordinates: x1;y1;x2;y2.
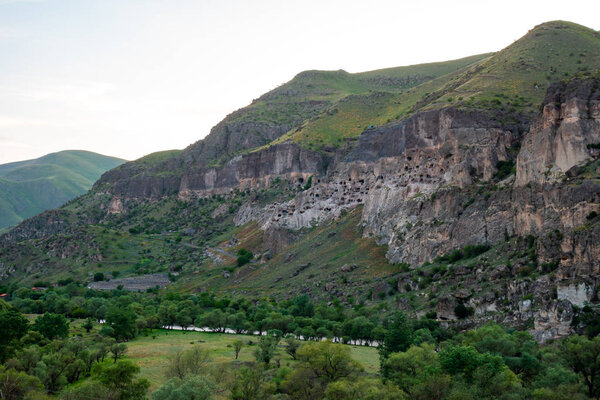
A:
126;329;380;391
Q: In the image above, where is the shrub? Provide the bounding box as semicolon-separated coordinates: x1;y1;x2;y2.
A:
236;249;254;267
494;160;515;180
454;304;474;319
93;272;105;282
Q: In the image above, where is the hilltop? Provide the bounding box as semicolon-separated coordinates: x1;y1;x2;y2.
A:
0;150;125;231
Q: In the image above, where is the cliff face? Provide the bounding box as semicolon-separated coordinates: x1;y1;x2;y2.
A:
97;142;330;199
516;77;600;185
230;77;600;342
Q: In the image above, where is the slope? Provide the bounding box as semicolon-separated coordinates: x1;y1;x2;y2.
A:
0;150;125;231
272;21;600;149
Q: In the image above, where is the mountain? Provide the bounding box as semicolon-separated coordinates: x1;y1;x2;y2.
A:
0;150;125;231
1;21;600;342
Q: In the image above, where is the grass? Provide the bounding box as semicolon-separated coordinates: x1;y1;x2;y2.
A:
179;207;400;303
0;150;124;230
126;329;379;391
259;21;600;152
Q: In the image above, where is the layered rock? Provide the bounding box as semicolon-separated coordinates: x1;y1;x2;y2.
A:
96;142;330;200
516;77;600;185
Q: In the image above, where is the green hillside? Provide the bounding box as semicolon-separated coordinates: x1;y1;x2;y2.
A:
269;21;600;150
0;150;125;232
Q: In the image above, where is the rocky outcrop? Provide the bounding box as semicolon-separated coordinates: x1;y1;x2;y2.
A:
516;77;600;185
96;142;330;199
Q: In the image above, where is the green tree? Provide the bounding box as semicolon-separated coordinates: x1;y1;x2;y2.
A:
285;341;361;400
561;335;600;399
325;377;405;400
254;337;277;366
382;344;443;393
236;249;253;267
284;337;300;360
33;313;69;340
379;312;413;363
110;343;128;363
93;360;150;400
61;381;115;400
233;340;244;360
151;375;216;400
93;272;105;282
230;366;270;400
105;306;137;341
83;318;94;333
166;346;211;380
0;366;44;400
296;340;362;382
0;308;29;362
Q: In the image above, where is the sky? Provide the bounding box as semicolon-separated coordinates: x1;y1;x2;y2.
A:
0;0;599;164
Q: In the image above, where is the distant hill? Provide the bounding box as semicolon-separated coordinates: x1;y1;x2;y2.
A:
0;150;125;231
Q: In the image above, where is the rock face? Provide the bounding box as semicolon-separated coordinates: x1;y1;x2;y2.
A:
97;142;330;199
516;77;600;186
228;78;600;342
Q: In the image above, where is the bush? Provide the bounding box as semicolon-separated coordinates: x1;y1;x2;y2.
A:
454;304;474;319
93;272;105;282
237;249;254;267
462;244;490;259
493;160;515;180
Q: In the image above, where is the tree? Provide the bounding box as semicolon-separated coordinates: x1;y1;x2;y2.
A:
233;340;244;360
284;337;300;360
105;306;137;341
33;313;68;340
196;310;226;333
61;381;116;400
236;249;253;267
561;335;600;399
285;341;362;400
324;377;405;400
166;346;211;379
0;308;29;362
93;360;150;400
83;318;94;333
382;344;450;398
254;336;277;366
110;343;128;363
152;375;216;400
379;312;413;363
349;316;375;344
93;272;105;282
296;340;362;382
230;366;270;400
291;295;315;318
0;366;44;400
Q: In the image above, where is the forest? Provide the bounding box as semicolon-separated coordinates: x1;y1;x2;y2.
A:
1;282;600;399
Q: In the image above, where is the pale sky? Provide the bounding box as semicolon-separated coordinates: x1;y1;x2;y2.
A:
0;0;599;164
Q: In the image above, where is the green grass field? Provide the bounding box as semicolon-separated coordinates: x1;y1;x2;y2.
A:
126;329;379;391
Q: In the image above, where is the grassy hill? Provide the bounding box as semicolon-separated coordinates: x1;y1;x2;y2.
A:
0;150;125;231
267;21;600;150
